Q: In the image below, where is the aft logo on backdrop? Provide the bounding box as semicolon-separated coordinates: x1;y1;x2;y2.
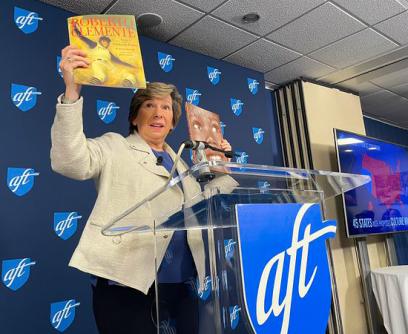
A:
2;258;36;291
186;88;201;106
7;167;39;196
11;84;42;112
224;239;236;261
248;78;259;95
57;56;63;78
197;276;212;301
229;305;241;330
220;121;226;135
207;66;221;85
253;127;265;144
14;7;43;34
235;151;248;164
158;52;175;72
257;181;271;193
50;299;80;332
54;212;82;240
236;203;337;334
96;100;119;124
230;98;243;116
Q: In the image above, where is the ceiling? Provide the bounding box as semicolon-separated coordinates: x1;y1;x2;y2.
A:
39;0;408;129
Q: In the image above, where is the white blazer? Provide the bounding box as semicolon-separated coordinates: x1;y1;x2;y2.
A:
51;96;207;294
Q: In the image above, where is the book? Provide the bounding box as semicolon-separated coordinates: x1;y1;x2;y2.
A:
185;102;229;164
67;15;146;89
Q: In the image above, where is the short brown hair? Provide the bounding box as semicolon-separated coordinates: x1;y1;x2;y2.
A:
128;82;182;134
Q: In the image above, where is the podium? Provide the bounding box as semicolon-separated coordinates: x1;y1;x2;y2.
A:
102;161;369;334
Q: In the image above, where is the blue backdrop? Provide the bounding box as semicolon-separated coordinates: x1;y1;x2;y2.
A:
0;0;283;333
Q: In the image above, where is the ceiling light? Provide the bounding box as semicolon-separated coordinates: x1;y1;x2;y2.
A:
136;13;163;28
242;13;260;23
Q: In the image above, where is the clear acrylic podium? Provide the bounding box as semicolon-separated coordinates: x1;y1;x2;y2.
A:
102;161;370;334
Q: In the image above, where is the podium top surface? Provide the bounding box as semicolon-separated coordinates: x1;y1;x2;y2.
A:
101;161;370;235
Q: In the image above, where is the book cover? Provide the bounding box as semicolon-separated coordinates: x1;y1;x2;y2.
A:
185;102;228;163
67;15;146;89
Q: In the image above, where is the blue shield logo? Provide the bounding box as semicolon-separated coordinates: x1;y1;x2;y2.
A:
253;127;265;144
220;121;226;136
14;7;43;34
229;305;241;330
54;212;82;240
257;181;271;194
11;84;42;112
207;66;221;85
248;78;259;95
235;152;248;164
2;258;36;291
96;100;119;124
7;167;39;196
230;98;243;116
236;203;336;334
224;239;236;261
186;88;201;106
158;52;175;72
197;276;212;301
57;56;63;78
50;300;80;332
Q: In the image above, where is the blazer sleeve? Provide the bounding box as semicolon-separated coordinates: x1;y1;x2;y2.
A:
50;95;109;181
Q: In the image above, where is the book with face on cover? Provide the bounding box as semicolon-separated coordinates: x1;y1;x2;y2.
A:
67;15;146;89
185;102;228;164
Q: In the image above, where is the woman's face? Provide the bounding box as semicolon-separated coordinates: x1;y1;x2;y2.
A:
132;95;173;149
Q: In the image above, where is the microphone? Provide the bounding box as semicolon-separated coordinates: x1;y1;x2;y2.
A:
182;140;209;150
156;156;163;166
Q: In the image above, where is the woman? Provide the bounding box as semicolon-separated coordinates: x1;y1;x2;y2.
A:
52;46;232;334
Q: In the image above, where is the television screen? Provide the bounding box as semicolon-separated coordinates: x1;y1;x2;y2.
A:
335;129;408;237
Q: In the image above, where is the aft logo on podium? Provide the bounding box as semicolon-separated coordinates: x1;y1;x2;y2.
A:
253;127;265;144
186;88;201;106
7;167;39;196
50;299;80;332
247;78;259;95
14;7;43;34
158;52;175;72
207;66;221;85
54;212;82;240
11;84;42;112
96;100;119;124
236;203;337;334
2;258;36;291
230;98;244;116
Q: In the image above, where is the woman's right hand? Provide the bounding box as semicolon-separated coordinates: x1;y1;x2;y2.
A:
60;45;90;101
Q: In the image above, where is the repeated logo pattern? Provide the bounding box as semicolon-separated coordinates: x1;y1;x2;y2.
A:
7;168;40;196
50;300;81;332
14;7;43;34
96;100;119;124
11;84;42;112
2;258;36;291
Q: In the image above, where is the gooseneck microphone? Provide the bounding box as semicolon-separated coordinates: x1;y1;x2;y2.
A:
156;156;163;166
182;140;235;158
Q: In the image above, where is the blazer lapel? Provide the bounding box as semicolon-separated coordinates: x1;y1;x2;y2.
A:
125;133;170;178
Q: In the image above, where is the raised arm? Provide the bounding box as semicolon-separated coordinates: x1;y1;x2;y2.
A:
51;46;106;180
